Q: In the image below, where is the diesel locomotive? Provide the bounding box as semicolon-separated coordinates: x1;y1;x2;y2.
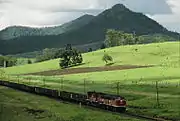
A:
0;80;127;112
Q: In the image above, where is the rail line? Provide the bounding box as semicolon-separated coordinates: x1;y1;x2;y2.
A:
0;81;176;121
58;98;173;121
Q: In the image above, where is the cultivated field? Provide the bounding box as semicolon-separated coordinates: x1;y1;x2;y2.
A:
26;65;153;76
1;42;180;120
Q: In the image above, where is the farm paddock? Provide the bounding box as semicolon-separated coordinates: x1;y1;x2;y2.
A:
26;65;153;76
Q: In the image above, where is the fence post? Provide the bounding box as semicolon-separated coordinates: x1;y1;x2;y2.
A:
61;77;63;90
59;78;61;91
29;78;30;85
43;78;45;88
117;82;120;95
156;81;160;107
79;102;82;108
18;76;19;84
84;78;86;94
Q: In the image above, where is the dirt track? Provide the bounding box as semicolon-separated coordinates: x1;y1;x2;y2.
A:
26;65;153;76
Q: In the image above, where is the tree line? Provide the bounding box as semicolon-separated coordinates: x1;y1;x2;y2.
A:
35;48;63;62
104;29;176;47
35;44;83;68
0;56;17;67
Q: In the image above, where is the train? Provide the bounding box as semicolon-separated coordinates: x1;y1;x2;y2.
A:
0;80;127;112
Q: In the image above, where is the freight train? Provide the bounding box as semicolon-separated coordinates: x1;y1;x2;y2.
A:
0;80;127;112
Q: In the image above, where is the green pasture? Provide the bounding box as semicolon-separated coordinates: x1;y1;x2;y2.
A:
4;42;180;75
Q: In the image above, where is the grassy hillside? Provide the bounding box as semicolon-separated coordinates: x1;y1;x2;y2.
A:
4;42;180;75
0;86;142;121
1;41;180;120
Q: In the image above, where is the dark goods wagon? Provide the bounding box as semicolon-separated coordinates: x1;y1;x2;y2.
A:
86;91;127;112
59;91;87;104
35;87;58;98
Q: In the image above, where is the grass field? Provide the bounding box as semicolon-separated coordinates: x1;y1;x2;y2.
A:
1;41;180;120
4;42;180;75
6;69;180;120
0;86;143;121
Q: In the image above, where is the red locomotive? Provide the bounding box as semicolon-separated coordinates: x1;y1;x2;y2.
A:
86;91;127;112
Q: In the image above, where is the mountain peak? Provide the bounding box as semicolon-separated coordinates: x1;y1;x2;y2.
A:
111;4;129;11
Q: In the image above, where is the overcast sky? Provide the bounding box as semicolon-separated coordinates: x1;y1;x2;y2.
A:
0;0;180;32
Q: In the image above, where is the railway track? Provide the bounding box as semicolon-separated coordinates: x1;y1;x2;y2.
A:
0;82;177;121
57;98;172;121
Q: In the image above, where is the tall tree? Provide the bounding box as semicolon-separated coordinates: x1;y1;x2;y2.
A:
59;45;83;68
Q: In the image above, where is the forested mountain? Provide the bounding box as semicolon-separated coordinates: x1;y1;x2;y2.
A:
0;4;179;55
0;14;94;40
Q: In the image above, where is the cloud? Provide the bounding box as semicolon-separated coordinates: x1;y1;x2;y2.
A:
0;0;180;32
147;0;180;32
147;14;180;32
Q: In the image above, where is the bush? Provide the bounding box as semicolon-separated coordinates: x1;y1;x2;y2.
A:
27;59;32;64
102;53;113;64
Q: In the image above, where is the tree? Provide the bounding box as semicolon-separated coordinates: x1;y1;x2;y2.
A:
104;29;137;47
123;33;135;45
105;29;123;47
88;48;93;52
27;59;32;64
102;53;113;64
0;56;4;67
35;48;63;62
65;44;72;50
54;49;64;58
6;57;17;67
59;45;83;68
0;56;17;67
100;43;106;49
76;53;83;64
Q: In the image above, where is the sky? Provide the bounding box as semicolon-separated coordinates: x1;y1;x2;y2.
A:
0;0;180;32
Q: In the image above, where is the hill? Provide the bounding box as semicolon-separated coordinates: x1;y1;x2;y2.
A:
0;14;94;40
4;41;180;75
0;4;179;55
